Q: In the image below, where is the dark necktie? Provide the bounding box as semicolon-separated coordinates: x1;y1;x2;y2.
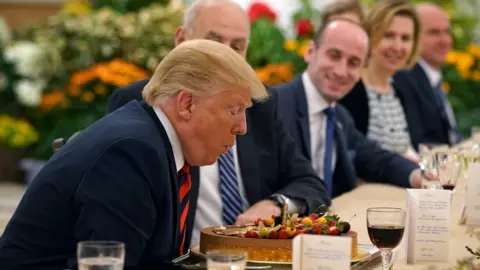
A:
218;148;243;225
324;107;336;197
178;163;191;255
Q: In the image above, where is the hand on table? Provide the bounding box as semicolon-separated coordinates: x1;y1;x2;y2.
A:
410;168;439;188
235;200;281;225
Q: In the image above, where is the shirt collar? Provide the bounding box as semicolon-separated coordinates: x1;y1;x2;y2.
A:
153;106;185;172
302;72;334;116
418;59;442;87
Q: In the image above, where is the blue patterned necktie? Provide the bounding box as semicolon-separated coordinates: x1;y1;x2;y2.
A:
218;148;243;225
323;107;336;197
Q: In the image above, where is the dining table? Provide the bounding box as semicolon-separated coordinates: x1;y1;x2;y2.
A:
330;138;480;269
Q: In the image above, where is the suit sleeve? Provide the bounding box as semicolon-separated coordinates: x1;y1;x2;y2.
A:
270;93;332;211
71;138;159;270
349;124;419;187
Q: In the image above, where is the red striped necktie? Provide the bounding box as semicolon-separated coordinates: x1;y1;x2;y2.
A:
178;163;191;255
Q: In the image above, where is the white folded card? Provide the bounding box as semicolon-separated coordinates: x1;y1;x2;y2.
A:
293;234;352;270
467;162;480;227
405;189;451;264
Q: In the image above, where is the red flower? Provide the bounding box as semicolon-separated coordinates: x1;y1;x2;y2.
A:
247;2;276;23
296;19;314;37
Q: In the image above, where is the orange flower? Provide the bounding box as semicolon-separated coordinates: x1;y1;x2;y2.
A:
94;84;107;95
442;82;451;94
255;67;271;83
284;40;298;52
81;92;95;103
40;91;66;111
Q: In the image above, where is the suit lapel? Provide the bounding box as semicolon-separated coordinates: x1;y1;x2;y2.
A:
236;114;262;204
139;100;181;254
294;77;312;159
412;64;440;110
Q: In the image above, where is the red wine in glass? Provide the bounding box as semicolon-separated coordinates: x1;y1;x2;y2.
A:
367;225;405;249
441;184;455;191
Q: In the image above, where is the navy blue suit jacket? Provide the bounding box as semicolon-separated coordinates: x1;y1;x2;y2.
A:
271;76;419;198
339;72;426;152
107;80;331;213
0;101;193;269
407;63;459;145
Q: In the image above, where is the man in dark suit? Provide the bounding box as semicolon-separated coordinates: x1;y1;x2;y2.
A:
107;0;330;248
407;3;461;145
271;19;424;198
0;40;269;269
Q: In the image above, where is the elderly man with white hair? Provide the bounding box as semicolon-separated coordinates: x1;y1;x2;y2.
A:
107;0;331;251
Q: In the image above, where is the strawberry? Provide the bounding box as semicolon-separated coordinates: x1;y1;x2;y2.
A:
329;220;337;227
250;231;258;238
270;230;279;239
254;218;262;226
328;226;340;236
278;230;289;239
310;213;318;220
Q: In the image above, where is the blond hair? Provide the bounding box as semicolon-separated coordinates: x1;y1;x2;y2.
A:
321;0;365;25
363;0;422;68
143;39;268;106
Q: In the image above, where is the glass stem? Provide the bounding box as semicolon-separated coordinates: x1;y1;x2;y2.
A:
381;249;393;270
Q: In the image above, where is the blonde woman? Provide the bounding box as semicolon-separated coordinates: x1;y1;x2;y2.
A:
339;0;426;163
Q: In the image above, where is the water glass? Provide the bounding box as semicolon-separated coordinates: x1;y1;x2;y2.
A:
436;152;463;192
77;241;125;270
367;207;406;270
206;250;247;270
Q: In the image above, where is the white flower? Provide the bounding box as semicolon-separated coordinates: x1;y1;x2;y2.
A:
0;17;11;47
14;80;45;107
4;41;45;78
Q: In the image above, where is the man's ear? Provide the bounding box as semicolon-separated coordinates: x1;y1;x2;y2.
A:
175;27;186;46
176;90;193;120
304;40;317;64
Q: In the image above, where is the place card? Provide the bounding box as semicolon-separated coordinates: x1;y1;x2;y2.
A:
466;162;480;227
293;234;352;270
405;189;451;264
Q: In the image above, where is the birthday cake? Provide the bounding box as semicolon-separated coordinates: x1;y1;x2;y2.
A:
199;212;357;263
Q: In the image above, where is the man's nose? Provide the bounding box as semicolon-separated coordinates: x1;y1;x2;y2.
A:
332;61;348;77
232;114;248;135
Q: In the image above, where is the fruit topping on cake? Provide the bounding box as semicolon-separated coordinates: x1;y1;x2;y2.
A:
243;212;351;239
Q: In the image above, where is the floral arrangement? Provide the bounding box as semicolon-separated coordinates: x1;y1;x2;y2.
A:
0;115;38;149
0;3;182;159
442;44;480;136
246;2;314;86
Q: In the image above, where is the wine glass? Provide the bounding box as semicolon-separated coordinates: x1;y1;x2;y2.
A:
367;207;405;270
435;151;463;192
77;241;125;270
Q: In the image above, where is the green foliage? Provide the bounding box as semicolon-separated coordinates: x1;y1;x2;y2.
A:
91;0;169;13
247;18;288;68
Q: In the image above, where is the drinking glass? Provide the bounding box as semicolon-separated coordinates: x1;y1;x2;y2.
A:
206;250;247;270
435;152;463;192
367;207;406;270
77;241;125;270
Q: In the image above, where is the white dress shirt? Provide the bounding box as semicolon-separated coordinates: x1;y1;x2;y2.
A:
190;144;250;247
153;107;184;172
302;72;337;179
